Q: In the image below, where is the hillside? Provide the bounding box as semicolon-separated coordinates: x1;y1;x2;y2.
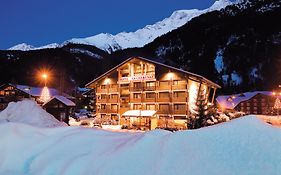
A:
1;0;280;94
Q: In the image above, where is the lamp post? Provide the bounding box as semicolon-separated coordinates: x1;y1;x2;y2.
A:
42;73;48;87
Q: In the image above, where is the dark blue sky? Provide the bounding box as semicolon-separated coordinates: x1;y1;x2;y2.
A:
1;0;223;50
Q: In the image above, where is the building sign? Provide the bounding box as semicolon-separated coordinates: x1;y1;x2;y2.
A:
120;74;155;82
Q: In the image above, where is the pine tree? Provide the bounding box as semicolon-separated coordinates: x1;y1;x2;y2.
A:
187;88;213;129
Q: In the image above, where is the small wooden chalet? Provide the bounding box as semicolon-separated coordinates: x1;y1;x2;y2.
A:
0;83;73;111
43;95;76;124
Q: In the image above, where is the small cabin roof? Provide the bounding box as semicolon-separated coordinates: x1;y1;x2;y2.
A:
43;95;76;107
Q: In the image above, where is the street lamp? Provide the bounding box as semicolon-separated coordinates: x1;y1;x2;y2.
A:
42;73;48;87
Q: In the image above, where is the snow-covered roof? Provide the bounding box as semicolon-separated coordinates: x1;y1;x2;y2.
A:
0;84;73;99
122;110;157;117
216;91;280;109
16;85;60;97
43;95;75;107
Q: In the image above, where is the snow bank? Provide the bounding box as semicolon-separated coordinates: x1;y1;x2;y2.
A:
0;99;66;128
0;116;281;175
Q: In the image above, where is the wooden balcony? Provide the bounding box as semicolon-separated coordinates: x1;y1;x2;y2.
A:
96;88;107;93
97;98;107;103
130;86;143;92
109;85;118;93
173;109;187;115
172;97;187;103
156;85;171;91
143;86;156;91
108;98;118;103
172;84;187;90
157;97;171;102
97;108;118;113
157;109;171;114
143;98;156;103
131;98;142;103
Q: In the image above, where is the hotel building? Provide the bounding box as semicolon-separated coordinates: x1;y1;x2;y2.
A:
86;57;220;130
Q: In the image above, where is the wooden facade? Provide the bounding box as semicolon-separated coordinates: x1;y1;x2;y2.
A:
43;96;76;124
86;57;220;130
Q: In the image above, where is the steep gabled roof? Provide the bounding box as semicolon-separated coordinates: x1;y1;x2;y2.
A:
86;56;220;88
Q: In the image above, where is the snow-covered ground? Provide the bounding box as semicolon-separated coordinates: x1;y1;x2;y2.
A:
0;116;281;175
0;99;66;127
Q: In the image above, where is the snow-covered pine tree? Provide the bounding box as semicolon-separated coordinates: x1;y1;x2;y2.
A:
187;88;214;129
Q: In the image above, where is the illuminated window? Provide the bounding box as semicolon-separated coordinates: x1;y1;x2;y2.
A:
146;104;155;110
159;92;169;98
133;104;142;110
133;93;141;99
146;93;155;98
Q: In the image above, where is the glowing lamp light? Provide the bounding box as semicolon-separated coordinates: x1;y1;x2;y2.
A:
272;92;276;96
104;78;110;84
231;95;236;99
167;72;174;80
42;74;47;79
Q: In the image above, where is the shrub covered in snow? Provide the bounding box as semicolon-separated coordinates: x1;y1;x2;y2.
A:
0;99;66;127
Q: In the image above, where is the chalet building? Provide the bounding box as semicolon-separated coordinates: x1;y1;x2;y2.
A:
216;91;281;115
43;96;76;124
86;56;220;130
0;84;73;111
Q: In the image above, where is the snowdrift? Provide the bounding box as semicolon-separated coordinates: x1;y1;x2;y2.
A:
0;116;281;175
0;99;66;127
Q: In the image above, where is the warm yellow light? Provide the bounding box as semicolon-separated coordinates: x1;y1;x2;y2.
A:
231;95;236;99
104;78;110;84
167;72;174;80
42;74;48;79
272;92;276;96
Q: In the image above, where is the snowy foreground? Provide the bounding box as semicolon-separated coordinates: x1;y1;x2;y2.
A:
1;115;281;175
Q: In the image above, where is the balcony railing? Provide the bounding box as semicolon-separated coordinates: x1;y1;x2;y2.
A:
108;98;118;103
143;98;156;103
173;109;187;115
96;88;107;93
96;98;107;103
131;98;142;103
97;108;118;113
130;86;143;92
157;109;171;114
143;86;156;91
172;97;187;103
156;85;171;91
157;97;171;102
172;84;187;90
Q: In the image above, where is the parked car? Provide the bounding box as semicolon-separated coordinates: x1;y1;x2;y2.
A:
74;109;92;120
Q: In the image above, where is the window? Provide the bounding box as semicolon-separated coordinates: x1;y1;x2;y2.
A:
146;81;155;87
174;104;186;110
159;92;169;98
174;116;186;120
110;94;118;99
133;104;142;110
134;82;142;88
111;104;118;110
101;94;107;99
101;104;106;109
146;93;155;98
146;104;155;110
174;92;186;98
159;104;169;110
101;85;106;89
133;93;141;99
159;81;169;86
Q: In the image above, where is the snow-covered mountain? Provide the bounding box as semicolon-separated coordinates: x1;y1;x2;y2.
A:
8;43;60;51
8;0;233;53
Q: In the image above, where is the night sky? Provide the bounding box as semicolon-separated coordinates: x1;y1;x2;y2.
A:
1;0;228;50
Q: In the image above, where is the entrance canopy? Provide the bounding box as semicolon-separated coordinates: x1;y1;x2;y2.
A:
122;110;157;117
